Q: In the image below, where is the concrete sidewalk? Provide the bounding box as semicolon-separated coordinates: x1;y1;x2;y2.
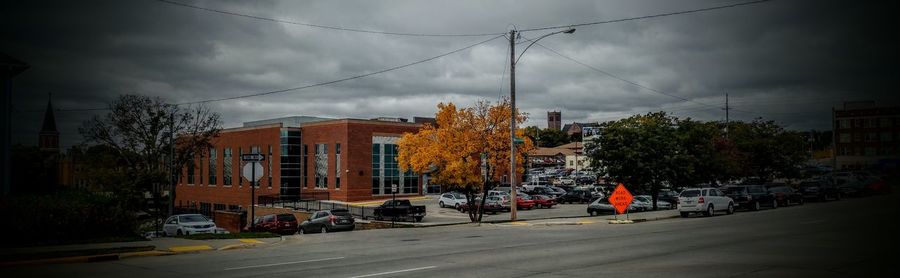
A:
0;236;283;267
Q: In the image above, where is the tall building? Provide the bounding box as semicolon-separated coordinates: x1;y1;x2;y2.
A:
39;96;59;152
547;111;561;130
832;101;899;170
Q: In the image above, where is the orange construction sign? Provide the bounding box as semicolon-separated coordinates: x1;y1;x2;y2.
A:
610;183;633;214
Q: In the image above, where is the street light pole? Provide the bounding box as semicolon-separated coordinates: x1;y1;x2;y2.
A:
508;27;575;221
509;29;518;221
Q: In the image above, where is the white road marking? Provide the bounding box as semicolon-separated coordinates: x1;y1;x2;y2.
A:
223;256;345;271
348;266;438;278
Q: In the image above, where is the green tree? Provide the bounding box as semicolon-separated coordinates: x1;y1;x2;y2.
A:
589;112;678;210
727;120;809;181
79;95;222;214
523;126;570;147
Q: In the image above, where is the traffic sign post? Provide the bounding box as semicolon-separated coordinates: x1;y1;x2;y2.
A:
609;183;634;221
242;154;265;230
391;184;398;227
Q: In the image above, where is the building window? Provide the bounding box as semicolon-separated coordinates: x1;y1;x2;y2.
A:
881;132;893;142
279;129;301;196
336;143;341;190
208;148;217;185
199;152;204;185
839;133;851;143
372;144;380;195
881;118;892;128
852;133;862;142
839;119;850;129
214;203;226;211
228;204;240;211
371;136;417;195
866;133;878;142
315;144;328;189
268;145;273;188
303;144;309;189
238;147;243;186
199;202;211;215
187;157;195;184
865;147;876;156
223;148;232;186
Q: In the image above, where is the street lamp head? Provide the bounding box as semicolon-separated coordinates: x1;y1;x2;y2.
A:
562;28;576;34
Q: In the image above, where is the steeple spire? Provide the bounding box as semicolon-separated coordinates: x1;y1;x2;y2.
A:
39;93;59;151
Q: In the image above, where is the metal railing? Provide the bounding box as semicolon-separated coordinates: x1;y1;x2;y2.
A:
256;193;378;220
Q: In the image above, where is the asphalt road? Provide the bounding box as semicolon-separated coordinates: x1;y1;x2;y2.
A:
9;192;898;277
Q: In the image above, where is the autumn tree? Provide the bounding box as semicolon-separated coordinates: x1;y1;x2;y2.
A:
397;99;533;223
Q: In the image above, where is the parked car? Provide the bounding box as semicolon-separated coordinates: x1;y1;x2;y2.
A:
514;194;536;210
249;213;299;235
723;184;778;211
657;190;679;209
530;186;564;200
630;196;653;211
372;199;427;222
530;194;557;209
521;180;548;192
768;186;804;206
458;196;506;214
162;214;218;236
558;189;594;204
299;209;355;234
799;180;841;201
438;192;468;209
678;188;735;217
635;195;672;210
587;197;615;216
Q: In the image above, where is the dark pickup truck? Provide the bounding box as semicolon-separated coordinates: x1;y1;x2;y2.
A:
372;200;426;222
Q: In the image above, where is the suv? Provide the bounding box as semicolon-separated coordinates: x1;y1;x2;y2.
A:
723;184;778;211
678;188;735;217
299;209;355;234
799;180;841;201
557;189;594;204
249;213;299;235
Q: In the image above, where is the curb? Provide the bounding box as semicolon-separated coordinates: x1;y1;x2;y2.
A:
218;244;254;251
0;250;175;267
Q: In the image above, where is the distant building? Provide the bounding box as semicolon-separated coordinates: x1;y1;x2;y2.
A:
413;117;436;127
562;122;600;136
547;111;561;131
556;142;592;171
832;101;899;170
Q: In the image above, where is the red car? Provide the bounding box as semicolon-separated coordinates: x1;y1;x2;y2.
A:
247;213;299;235
530;194;557;209
515;195;536;210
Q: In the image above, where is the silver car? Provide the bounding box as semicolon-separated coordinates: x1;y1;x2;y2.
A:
162;214;218;236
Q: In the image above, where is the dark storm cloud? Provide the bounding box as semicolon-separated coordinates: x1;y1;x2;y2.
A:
3;0;896;148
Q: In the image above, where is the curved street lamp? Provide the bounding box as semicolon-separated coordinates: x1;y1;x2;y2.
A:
508;27;575;221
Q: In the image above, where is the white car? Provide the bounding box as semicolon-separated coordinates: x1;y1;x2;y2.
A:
678;188;734;217
438;192;468;208
162;214;218;236
634;195;672;210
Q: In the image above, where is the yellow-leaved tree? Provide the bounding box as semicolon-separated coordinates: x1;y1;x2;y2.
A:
397;99;534;222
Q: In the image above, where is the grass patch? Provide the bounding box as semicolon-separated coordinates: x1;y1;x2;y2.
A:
0;245;155;262
181;232;280;240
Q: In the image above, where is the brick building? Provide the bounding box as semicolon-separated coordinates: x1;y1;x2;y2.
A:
832;101;899;170
176;116;425;211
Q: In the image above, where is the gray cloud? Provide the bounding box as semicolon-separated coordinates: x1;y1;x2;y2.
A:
3;0;896;148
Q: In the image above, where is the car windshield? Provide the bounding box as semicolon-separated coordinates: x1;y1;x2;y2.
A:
180;215;208;223
680;190;700;197
453;193;465;199
331;210;351;216
724;187;747;194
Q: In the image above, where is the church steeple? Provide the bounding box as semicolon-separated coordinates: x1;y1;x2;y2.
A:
39;93;59;152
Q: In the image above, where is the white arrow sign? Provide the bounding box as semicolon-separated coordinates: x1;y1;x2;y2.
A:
242;162;264;183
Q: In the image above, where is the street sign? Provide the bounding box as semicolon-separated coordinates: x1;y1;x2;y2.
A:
242;162;264;182
513;137;525;145
609;183;634;214
391;183;398;193
241;153;265;162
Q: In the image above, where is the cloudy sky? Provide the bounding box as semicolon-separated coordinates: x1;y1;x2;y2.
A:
3;0;896;148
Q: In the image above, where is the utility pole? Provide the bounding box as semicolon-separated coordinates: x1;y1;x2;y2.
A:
509;29;518;221
723;93;730;138
168;111;176;216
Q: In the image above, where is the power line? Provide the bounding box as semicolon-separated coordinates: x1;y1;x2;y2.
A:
532;40;723;110
520;0;774;32
154;0;504;37
178;35;505;105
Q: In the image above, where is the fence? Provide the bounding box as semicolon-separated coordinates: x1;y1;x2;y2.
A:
256;193;377;220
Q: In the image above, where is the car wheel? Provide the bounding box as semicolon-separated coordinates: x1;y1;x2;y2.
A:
176;229;183;236
321;226;328;234
726;203;735;215
800;198;805;205
588;210;595;216
772;199;778;209
439;201;445;208
161;231;168;237
299;227;305;234
753;201;760;211
786;199;792;206
704;205;714;217
836;193;842;201
680;212;690;218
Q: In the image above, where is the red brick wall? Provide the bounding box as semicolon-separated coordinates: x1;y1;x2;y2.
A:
176;125;282;209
